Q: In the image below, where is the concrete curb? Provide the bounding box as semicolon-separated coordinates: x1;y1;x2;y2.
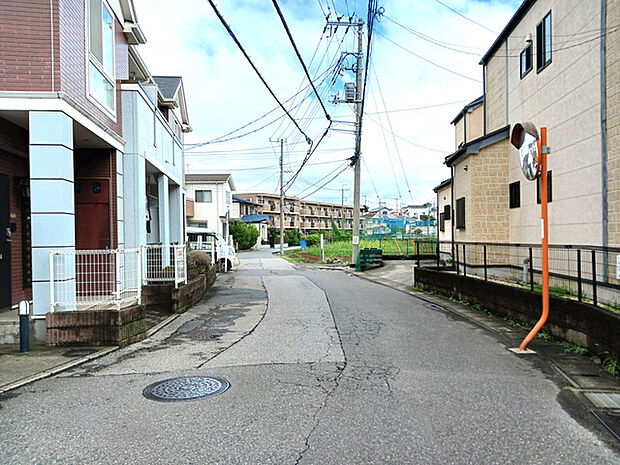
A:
0;313;181;395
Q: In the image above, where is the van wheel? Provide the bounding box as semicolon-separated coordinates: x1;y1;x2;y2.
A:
219;258;232;272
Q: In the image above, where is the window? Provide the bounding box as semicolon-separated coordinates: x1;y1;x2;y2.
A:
439;213;445;232
520;43;532;78
456;197;465;229
195;190;212;203
88;0;115;111
509;181;521;208
536;171;553;204
536;12;552;72
443;204;451;221
226;191;231;204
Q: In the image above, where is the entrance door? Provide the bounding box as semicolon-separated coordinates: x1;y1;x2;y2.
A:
0;175;11;309
75;179;110;250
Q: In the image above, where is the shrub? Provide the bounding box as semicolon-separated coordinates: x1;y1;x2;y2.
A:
285;228;301;246
230;220;260;250
187;250;211;279
304;232;323;247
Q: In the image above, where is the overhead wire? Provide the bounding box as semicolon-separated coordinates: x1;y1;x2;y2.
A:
431;0;496;34
299;164;350;199
371;63;413;203
206;0;313;146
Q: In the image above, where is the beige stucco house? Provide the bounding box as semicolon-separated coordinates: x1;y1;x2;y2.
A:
443;0;619;254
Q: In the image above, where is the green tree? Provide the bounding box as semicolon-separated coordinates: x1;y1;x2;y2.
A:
230;220;260;250
285;228;301;246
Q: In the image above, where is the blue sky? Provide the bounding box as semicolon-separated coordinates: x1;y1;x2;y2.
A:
133;0;521;208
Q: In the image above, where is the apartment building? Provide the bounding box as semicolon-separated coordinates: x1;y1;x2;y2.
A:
235;193;354;234
443;0;618;250
0;1;190;329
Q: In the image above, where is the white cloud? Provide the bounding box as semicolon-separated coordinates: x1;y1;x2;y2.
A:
133;0;520;207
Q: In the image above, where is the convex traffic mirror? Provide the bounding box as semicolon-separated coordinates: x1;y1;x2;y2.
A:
511;122;541;180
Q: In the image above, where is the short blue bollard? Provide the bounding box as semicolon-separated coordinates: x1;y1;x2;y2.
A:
300;240;307;250
18;300;30;353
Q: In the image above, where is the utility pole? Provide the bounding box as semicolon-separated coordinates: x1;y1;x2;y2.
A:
352;18;364;264
279;138;285;254
341;184;347;229
327;17;365;262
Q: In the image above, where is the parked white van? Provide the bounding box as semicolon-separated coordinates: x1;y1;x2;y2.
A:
187;226;237;272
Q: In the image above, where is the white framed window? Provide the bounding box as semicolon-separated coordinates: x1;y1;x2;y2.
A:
87;0;115;112
226;191;231;204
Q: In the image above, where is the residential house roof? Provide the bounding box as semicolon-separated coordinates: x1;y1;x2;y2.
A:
242;214;271;223
233;195;261;206
444;125;510;167
433;178;452;193
450;95;484;125
186;173;236;190
152;76;182;100
480;0;536;65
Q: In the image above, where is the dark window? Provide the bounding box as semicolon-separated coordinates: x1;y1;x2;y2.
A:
93;182;101;194
195;190;212;203
439;213;445;232
520;43;532;78
456;197;465;229
536;12;552;72
536;170;553;204
443;204;451;220
509;181;521;208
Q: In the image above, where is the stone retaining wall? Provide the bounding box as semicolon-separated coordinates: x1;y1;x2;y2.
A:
415;267;620;360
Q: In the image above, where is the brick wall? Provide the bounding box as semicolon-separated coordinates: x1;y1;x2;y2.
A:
0;118;32;306
0;0;60;92
58;0;125;136
607;0;620;250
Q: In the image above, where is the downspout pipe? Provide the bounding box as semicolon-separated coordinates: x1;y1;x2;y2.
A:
450;165;455;267
601;0;608;281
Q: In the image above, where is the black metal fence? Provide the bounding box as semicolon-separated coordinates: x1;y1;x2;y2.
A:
432;241;620;311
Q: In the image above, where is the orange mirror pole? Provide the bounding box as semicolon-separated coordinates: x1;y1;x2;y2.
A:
519;127;549;351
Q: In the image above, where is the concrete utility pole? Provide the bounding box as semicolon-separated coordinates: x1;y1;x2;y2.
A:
279;138;285;254
341;184;347;229
352;18;364;264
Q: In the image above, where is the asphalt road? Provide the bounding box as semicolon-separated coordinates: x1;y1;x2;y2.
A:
0;249;618;464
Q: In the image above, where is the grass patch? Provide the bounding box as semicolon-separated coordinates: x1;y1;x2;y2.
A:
564;343;589;355
602;356;619;376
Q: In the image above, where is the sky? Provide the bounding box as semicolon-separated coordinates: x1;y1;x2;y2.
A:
132;0;521;208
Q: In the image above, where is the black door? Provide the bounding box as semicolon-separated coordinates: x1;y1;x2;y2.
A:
0;174;10;309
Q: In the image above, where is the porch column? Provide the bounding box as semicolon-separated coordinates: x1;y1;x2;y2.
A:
29;111;76;316
158;174;170;266
122;153;146;249
169;182;182;244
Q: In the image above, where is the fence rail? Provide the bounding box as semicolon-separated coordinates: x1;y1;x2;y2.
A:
50;248;142;312
50;244;189;312
437;241;620;310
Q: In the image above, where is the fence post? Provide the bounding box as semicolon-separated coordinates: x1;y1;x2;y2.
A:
137;248;142;305
462;244;466;277
529;247;534;291
417;243;420;268
436;241;440;269
577;249;582;302
483;245;487;281
455;244;460;275
592;250;597;306
184;245;188;284
49;251;55;313
174;246;179;289
115;250;121;310
406;239;409;256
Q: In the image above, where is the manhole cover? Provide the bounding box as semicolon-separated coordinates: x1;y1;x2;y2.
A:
143;376;230;402
424;302;445;312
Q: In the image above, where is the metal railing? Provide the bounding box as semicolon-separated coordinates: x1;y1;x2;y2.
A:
189;238;216;265
49;248;142;312
142;244;187;288
436;241;620;310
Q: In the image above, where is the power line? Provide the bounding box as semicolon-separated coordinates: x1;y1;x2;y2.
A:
295;162;348;197
206;0;312;146
431;0;496;34
299;164;350;199
371;64;413;203
366;99;470;115
375;30;481;83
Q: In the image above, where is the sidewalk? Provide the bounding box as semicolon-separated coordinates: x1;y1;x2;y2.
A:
355;260;620;441
0;310;178;395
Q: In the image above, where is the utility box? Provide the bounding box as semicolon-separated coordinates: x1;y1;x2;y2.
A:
344;83;356;103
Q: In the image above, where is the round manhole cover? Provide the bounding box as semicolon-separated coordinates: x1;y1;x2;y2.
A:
424;302;445;312
143;376;230;402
